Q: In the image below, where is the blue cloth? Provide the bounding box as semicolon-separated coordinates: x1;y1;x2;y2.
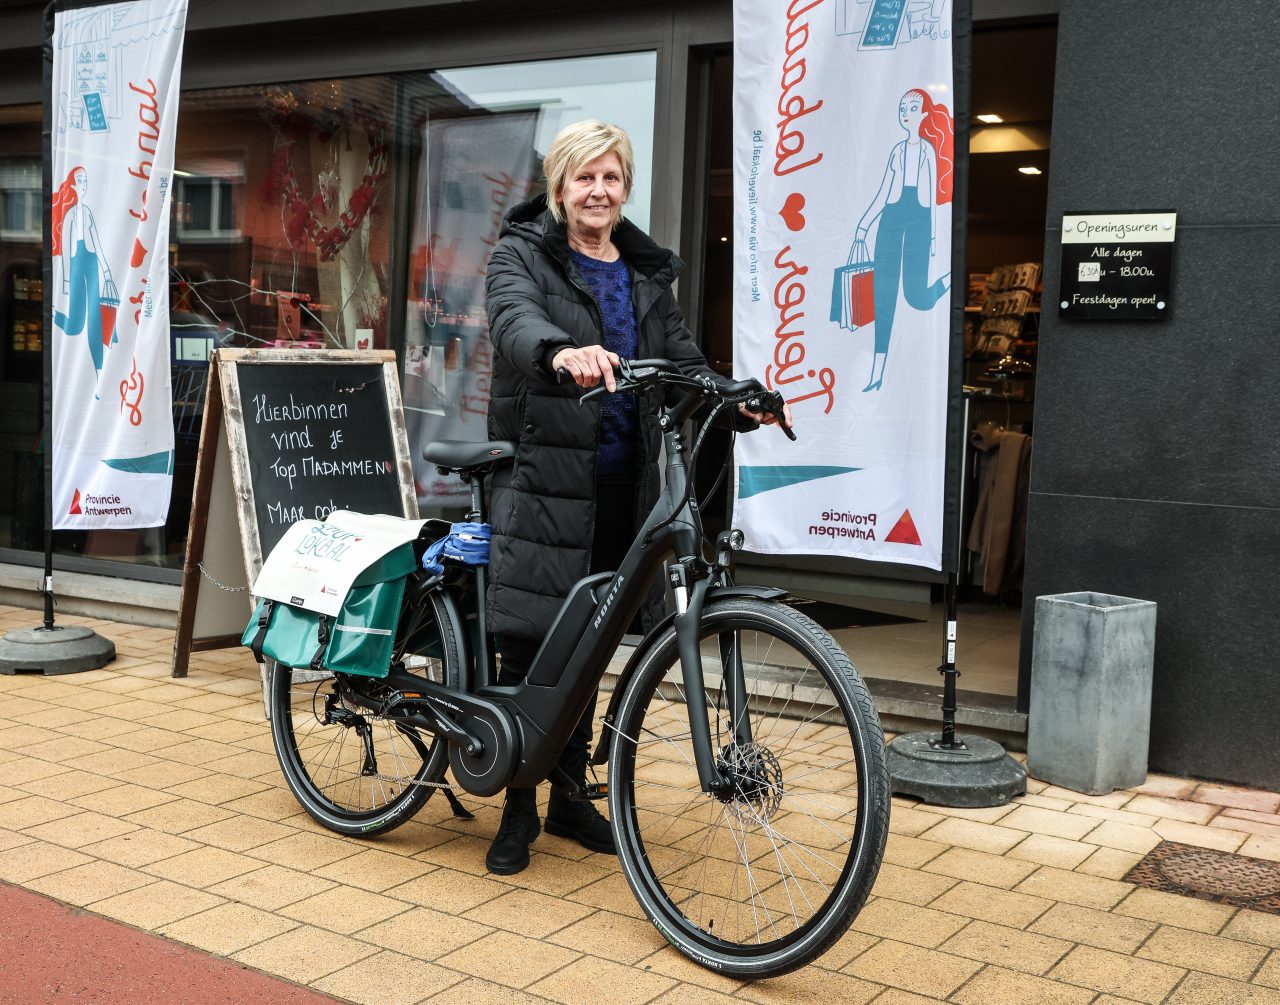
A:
872;186;948;355
571;250;638;482
421;521;492;577
54;241;104;375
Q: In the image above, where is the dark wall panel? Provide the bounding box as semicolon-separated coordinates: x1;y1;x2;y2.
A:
1022;0;1280;787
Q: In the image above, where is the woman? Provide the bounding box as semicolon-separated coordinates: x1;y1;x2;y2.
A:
483;119;788;875
854;88;954;392
52;166;117;382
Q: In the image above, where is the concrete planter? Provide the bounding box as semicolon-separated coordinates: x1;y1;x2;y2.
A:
1028;592;1157;795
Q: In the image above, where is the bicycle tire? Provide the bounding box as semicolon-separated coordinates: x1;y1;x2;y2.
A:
269;587;463;836
608;597;889;978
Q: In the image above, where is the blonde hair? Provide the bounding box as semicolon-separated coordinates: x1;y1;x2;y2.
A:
542;119;635;224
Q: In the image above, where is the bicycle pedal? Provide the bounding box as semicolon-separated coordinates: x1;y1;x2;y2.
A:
579;782;608;801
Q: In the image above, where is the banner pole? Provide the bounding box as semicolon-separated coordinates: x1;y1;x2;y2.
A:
0;0;116;676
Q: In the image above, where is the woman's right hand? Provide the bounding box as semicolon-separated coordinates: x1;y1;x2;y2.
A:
553;345;621;391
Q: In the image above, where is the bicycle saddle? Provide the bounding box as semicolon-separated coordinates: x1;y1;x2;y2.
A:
423;440;516;473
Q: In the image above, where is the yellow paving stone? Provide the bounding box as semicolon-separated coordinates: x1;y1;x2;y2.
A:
1132;775;1198;800
863;862;958;907
437;929;581;989
1085;819;1162;854
647;986;743;1005
0;794;80;830
162;772;271;805
182;719;264;743
146;845;264;886
314;848;437;893
851;896;969;948
420;978;553;1005
1067;803;1161;828
313;950;462;1005
1242;834;1280;862
919;817;1028;855
81;828;202;868
281;885;411;934
931;880;1054;928
357;905;494;961
940;919;1073;975
1077;846;1145;880
247;829;361;870
0;724;57;747
1029;902;1157;953
1007;833;1097;870
108;726;187;753
950;964;1097;1005
546;908;667;966
844;937;982;999
1016;793;1080;813
1210;815;1280;841
199;748;280;778
27;860;153;906
922;801;1018;824
886;804;947;837
58;717;146;741
1047;944;1185;1003
0;758;72;785
1114;887;1235;934
636;946;748;995
882;834;948;869
219;787;303;821
462;887;595;939
152;738;243;766
169;692;249;714
123;798;235;834
96;698;172;720
1223;910;1280;949
922;846;1040;889
1126;793;1220;825
418;835;494;876
23;809;140;848
502;850;614;899
1165;971;1280;1005
385;867;513;915
69;783;177;816
16;707;99;728
1153;817;1247;852
180;814;296;852
11;735;111;764
139;708;226;733
21;770;120;801
1014;866;1132;909
232;923;378;983
0;840;94;882
63;747;161;778
1137;923;1268;980
0;828;33;851
1257;951;1280;990
529;954;678;1005
207;863;337;910
0;786;22;804
1193;785;1280;814
999;805;1100;842
129;682;196;703
87;879;226;929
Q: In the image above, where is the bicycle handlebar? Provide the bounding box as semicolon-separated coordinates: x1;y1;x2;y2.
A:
560;358;796;440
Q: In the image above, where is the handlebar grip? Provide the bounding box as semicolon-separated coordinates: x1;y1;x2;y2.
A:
746;391;798;440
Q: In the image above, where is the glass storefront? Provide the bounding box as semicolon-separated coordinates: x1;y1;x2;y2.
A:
0;51;656;572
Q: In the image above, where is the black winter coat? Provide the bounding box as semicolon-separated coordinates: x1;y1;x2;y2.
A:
483;195;724;641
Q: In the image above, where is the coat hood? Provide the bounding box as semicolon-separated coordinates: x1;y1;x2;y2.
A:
500;193;683;286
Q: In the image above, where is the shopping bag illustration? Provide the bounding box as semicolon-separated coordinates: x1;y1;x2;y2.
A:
99;278;119;348
829;240;874;330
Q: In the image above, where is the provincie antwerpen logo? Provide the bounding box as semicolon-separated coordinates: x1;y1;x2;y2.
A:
69;489;133;518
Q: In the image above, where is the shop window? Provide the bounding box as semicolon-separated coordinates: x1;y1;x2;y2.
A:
174;174;240;241
0;160;41;242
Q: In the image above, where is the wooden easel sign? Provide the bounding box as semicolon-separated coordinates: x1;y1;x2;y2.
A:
171;349;418;680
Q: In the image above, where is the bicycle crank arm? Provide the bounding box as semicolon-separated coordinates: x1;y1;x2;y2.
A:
398;706;483;757
673;575;731;795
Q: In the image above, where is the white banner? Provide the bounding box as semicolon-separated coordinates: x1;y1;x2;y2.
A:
51;0;187;529
732;0;955;570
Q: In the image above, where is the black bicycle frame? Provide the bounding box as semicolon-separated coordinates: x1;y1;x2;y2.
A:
441;387;737;795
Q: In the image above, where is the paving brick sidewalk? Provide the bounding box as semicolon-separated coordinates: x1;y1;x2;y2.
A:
1;603;1278;1004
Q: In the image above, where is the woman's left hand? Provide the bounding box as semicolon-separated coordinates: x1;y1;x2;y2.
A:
738;401;793;430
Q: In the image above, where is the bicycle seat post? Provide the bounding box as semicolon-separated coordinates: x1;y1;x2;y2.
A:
465;470;494;688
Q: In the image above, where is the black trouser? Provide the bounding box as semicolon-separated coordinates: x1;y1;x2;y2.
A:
498;480;635;789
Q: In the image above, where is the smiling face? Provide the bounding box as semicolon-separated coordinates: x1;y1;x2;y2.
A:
560;151;628;244
899;92;926;134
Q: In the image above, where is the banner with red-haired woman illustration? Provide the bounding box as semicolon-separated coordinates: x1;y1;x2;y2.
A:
49;0;187;530
732;0;960;572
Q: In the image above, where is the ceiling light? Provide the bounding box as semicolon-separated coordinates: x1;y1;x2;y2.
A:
976;113;1003;124
1018;166;1042;175
719;236;728;242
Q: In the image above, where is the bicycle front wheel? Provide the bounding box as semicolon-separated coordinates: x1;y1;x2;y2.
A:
269;588;463;836
608;597;889;978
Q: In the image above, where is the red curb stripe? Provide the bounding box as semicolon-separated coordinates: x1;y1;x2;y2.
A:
0;882;346;1005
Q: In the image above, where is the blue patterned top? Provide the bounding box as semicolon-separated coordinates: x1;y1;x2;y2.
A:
571;251;639;482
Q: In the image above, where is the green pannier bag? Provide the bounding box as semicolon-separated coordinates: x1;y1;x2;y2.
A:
241;544;415;679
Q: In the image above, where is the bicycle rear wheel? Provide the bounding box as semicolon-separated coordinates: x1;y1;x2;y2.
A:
269;588;463;836
608;597;889;978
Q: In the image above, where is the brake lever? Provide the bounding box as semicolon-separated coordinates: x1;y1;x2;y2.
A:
744;393;798;440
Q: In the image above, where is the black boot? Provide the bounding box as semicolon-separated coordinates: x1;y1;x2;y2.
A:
486;786;540;875
545;784;616;854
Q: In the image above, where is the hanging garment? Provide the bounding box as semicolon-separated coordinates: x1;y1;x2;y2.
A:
967;429;1032;596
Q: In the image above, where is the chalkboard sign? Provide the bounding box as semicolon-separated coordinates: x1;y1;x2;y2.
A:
861;0;906;49
171;348;417;686
234;361;406;557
